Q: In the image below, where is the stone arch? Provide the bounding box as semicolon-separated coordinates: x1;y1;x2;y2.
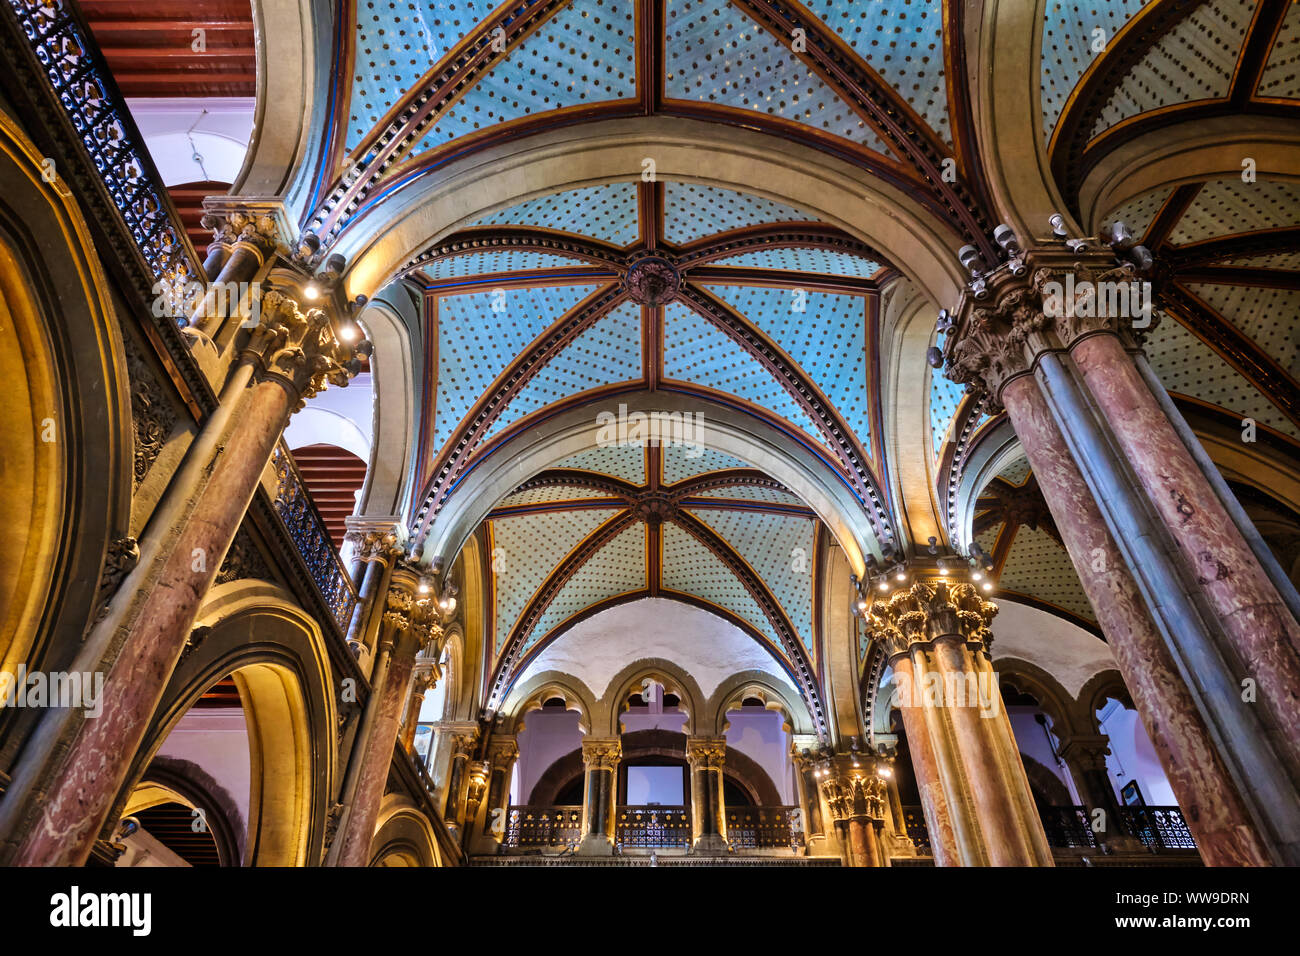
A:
706;671;813;737
368;794;442;867
414;389;884;582
1021;753;1072;807
501;671;599;736
117;581;337;866
601;658;707;738
334;117;963;307
994;657;1087;739
124;755;245;867
0;111;132;738
1078;668;1133;735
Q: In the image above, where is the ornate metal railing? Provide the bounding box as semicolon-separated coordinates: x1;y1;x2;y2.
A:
503;806;583;848
1120;806;1197;851
270;445;358;632
1040;805;1098;848
725;806;804;849
616;806;691;848
6;0;202;303
900;805;931;852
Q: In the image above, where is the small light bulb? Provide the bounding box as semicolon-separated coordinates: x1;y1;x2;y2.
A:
339;323;358;342
303;281;320;300
972;571;983;581
895;571;906;582
878;766;893;778
982;582;993;592
878;581;888;591
855;599;867;613
939;567;949;576
441;596;457;612
417;579;430;594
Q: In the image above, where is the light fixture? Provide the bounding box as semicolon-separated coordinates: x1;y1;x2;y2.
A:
440;596;457;612
854;598;868;613
878;581;888;591
417;579;431;594
338;323;358;342
895;571;906;582
303;281;320;300
877;765;893;779
972;571;983;581
982;582;993;592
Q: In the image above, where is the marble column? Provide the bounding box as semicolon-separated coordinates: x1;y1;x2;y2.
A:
400;665;438;753
443;728;481;827
686;736;729;852
1055;734;1140;849
578;737;622;855
819;755;888;867
992;332;1269;865
333;577;443;867
481;736;520;845
890;651;959;866
1071;330;1300;775
13;288;363;867
867;581;1053;866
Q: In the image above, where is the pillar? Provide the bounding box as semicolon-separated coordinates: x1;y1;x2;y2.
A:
400;664;438;753
790;739;824;844
443;726;481;827
819;754;888;867
1056;734;1138;849
943;242;1279;864
10;285;364;867
686;736;728;852
190;208;279;338
578;737;621;855
867;581;1053;866
890;650;960;866
332;573;443;866
480;736;520;848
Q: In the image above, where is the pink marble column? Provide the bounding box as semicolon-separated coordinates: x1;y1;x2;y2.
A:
14;375;295;866
930;637;1044;866
1071;333;1300;766
335;627;420;867
892;654;960;866
1001;374;1269;865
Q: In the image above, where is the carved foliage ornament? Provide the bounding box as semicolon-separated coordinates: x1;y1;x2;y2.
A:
866;580;997;658
242;290;363;409
581;738;623;771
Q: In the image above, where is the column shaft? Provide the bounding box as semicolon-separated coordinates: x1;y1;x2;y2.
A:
893;653;959;865
1002;374;1269;865
578;738;621;854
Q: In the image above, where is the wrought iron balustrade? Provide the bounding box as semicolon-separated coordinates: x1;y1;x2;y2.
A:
615;806;691;848
1119;806;1197;851
270;445;358;633
900;805;931;852
503;806;583;848
724;806;804;849
1040;804;1098;848
6;0;202;304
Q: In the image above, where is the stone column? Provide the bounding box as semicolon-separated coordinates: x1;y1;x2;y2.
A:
889;650;959;866
1056;734;1139;849
868;581;1053;866
790;740;824;842
443;726;481;827
480;736;520;846
819;754;888;867
578;737;622;855
400;664;438;753
12;287;363;867
332;574;443;867
344;530;401;678
686;736;729;852
942;246;1277;864
191;206;282;338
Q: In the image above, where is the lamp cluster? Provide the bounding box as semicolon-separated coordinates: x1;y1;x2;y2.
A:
851;538;997;615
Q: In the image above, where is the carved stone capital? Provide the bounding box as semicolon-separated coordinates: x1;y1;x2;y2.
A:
685;736;728;770
867;579;998;657
581;736;623;771
241;289;362;409
820;756;888;822
487;735;520;767
1057;734;1113;772
200;198;294;259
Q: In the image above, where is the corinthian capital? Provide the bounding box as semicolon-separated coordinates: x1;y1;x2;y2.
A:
243;289;365;409
685;736;727;770
200;200;290;258
868;579;997;654
581;737;623;771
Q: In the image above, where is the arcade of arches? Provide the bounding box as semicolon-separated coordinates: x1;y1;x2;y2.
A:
1;0;1299;869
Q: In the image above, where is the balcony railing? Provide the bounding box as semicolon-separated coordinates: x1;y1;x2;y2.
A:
1119;806;1197;851
616;806;691;849
900;805;931;852
1040;805;1098;849
897;804;1196;855
6;0;202;299
271;445;358;633
503;806;583;849
725;806;804;849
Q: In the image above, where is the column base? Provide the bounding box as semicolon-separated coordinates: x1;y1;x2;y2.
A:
578;834;615;856
690;834;730;854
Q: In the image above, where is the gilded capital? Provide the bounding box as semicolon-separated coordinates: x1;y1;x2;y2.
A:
867;579;997;657
242;289;364;409
685;736;728;770
581;737;623;771
820;756;889;822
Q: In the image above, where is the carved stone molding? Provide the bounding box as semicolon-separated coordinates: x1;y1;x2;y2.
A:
240;289;364;410
216;527;272;585
124;338;178;487
581;736;623;771
866;579;999;659
685;736;728;770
